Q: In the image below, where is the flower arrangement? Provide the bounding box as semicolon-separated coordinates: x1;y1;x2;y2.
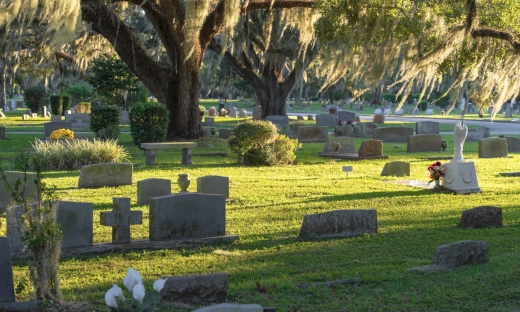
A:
199;105;206;116
338;120;347;126
428;161;445;185
347;119;357;126
221;108;228;116
50;128;74;140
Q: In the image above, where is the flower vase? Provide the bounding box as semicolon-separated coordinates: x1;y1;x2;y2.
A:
434;179;440;188
177;174;190;192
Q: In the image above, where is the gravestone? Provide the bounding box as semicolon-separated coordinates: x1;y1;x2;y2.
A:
197;175;229;199
358;140;383;156
42;106;47;118
416;121;440;135
137;178;171;206
0;171;38;213
380;161;410;177
374;108;383;115
360;123;377;139
342;166;353;176
424;109;434;115
208;107;217;117
193;303;263;312
466;129;484;141
120;111;130;124
478;138;507;158
337;111;356;123
57;201;94;248
31;113;37;119
296;126;328;143
202;128;212;137
22;114;29;121
505;137;520;152
43;121;73;138
407;134;442;152
383;108;392;115
229;107;238;118
0;111;5;118
373;127;413;142
239;109;247;118
219;129;234;139
297;115;304;120
65;113;91;128
299;210;377;239
204;117;215;125
334;125;352;137
307;115;314;121
227;102;237;110
252;106;262;119
373;115;385;124
161;273;228;305
0;126;5;139
323;137;356;153
394;109;403;115
100;197;143;244
51;115;62;121
266;115;289;127
149;193;226;240
78;163;133;188
0;237;15;303
430;241;489;269
458;206;502;229
316;114;337;126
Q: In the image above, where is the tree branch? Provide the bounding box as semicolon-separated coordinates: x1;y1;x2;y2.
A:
472;27;520;52
244;0;315;13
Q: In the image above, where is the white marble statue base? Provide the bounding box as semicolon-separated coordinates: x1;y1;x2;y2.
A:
443;162;481;194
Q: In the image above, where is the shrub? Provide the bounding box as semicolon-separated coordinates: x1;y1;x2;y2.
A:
49;95;62;115
129;102;170;145
13;139;129;171
24;86;47;113
419;100;428;111
74;102;91;113
61;95;71;115
229;120;299;166
90;105;120;140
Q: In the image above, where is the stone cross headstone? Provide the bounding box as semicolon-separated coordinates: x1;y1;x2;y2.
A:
100;197;143;244
197;175;229;199
137;178;171;206
0;237;15;303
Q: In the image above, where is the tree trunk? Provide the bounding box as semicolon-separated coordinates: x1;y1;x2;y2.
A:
0;59;6;111
371;80;383;105
255;63;292;118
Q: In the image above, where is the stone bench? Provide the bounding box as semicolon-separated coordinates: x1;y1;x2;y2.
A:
140;142;197;165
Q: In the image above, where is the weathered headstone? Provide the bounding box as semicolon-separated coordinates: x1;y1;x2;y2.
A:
431;241;489;269
100;197;143;244
316;114;337;127
380;161;410;177
458;206;502;229
394;109;403;115
197;175;229;199
149;193;226;240
478;137;507;158
337;111;356;123
204;117;215;125
78;163;133;188
466;129;484;141
0;237;15;303
0;171;38;214
296;126;328;143
334;125;352;137
505;137;520;152
358;140;383;156
307;115;314;121
120;111;130;124
219;129;234;139
373;127;413;142
161;273;228;305
43;121;73;138
299;210;377;239
407;134;442;152
0;111;5;118
208;107;217;117
22;114;29;121
57;201;94;248
373;115;385;124
238;109;247;118
323;137;355;153
424;109;434;115
229;107;238;118
253;106;262;119
0;126;5;139
65;113;91;128
202;128;212;137
137;178;171;205
192;303;263;312
374;108;383;115
416;121;440;135
51;115;62;122
266;115;289;127
383;108;392;115
297;115;304;120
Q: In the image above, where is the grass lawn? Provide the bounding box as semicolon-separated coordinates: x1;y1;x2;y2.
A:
1;111;520;311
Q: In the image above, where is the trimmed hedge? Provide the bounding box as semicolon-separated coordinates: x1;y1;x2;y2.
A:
74;102;91;113
90;105;120;140
50;95;62;115
24;86;47;113
129;102;170;145
61;95;71;115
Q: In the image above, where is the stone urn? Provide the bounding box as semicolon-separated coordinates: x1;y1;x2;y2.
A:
177;174;190;192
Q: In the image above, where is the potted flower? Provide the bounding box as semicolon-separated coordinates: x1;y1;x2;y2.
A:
221;108;228;117
338;120;347;126
428;161;445;188
199;105;206;117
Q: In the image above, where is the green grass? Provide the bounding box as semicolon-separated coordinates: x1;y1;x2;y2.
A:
1;111;520;311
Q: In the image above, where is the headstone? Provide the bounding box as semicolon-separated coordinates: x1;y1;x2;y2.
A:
323;137;356;153
149;193;226;240
208;107;217;117
137;178;171;206
266;115;288;127
412;108;419;115
100;197;143;244
394;109;403;115
120;111;130;124
316;114;337;127
227;102;237;110
219;129;234;139
0;126;5;139
342;166;353;176
22;114;29;121
383;108;391;115
373;127;413;142
299;210;377;239
424;109;434;115
0;238;15;303
202;128;212;137
252;106;262;119
51;115;62;121
380;161;410;177
358;140;383;156
297;115;304;120
161;273;228;305
373;115;384;124
65;113;91;128
192;303;263;312
458;206;502;229
31;113;37;119
337;111;356;123
328;108;336;114
229;107;238;118
307;115;314;121
42;106;47;118
478;138;507;158
334;125;352;137
43;121;73;139
56;201;94;248
361;123;377;139
416;121;440;135
374;109;382;115
197;175;229;199
239;109;247;118
0;171;38;214
466;129;484;141
505;137;520;152
407;134;442;153
430;241;489;269
296;126;328;143
0;111;4;118
78;163;133;188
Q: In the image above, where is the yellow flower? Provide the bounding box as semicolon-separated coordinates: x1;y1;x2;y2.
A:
50;128;74;140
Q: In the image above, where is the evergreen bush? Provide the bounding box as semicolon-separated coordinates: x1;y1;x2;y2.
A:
129;102;170;145
61;95;71;115
24;86;47;113
90;105;120;140
49;95;62;115
419;100;428;111
74;102;91;113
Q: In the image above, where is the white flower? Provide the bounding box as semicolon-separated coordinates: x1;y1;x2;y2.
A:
105;284;126;308
153;278;167;293
132;282;146;304
123;267;142;292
